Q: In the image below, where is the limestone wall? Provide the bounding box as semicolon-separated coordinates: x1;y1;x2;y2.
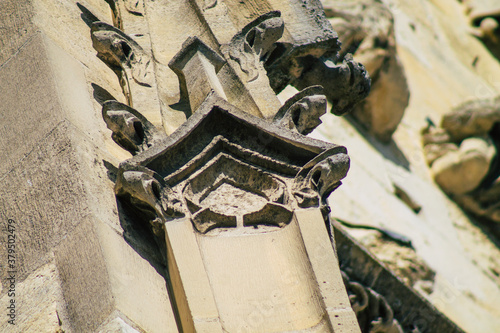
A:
0;1;177;331
1;0;500;332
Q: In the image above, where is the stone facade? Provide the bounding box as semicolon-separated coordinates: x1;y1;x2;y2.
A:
1;0;499;332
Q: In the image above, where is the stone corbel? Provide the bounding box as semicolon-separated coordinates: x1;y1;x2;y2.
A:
91;21;153;104
105;92;358;332
273;85;326;135
102;100;165;155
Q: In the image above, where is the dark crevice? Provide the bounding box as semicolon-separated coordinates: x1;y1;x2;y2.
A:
91;83;117;106
482;122;500;188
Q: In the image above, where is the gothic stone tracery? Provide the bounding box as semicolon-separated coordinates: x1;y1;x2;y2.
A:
93;2;364;332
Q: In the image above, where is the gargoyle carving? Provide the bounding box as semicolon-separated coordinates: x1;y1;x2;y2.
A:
293;149;350;209
91;21;153;104
115;167;184;234
422;97;500;223
322;0;409;141
292;54;371;116
227;11;285;82
102;100;164;155
273;86;327;135
342;270;403;333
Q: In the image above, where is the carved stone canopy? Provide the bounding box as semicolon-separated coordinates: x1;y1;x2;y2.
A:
92;5;362;331
115;93;349;234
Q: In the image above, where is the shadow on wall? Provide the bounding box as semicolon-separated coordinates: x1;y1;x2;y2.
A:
346;112;411;171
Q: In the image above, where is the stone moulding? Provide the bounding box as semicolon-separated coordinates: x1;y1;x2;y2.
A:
334;223;466;333
114;93;350;234
109;93;358;331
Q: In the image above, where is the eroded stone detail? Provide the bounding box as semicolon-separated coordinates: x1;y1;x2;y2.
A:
422;98;500;223
465;0;500;60
293;150;350;210
292;53;371;116
342;270;404;333
182;152;291;233
93;5;365;331
273;86;327;135
91;22;153;104
111;94;349;234
249;4;371;117
226;11;284;83
102;101;165;155
322;0;409;141
115;167;185;234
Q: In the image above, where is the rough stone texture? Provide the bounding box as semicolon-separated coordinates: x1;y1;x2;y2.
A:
0;1;178;332
0;0;36;66
0;122;89;284
298;0;500;331
322;0;410;142
441;97;500;141
55;218;178;333
2;0;500;332
422;98;500;222
112;92;356;331
0;261;68;332
431;137;495;194
334;226;463;333
464;0;500;60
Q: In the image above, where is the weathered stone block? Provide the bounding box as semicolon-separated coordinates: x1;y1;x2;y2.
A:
56;217;178;332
